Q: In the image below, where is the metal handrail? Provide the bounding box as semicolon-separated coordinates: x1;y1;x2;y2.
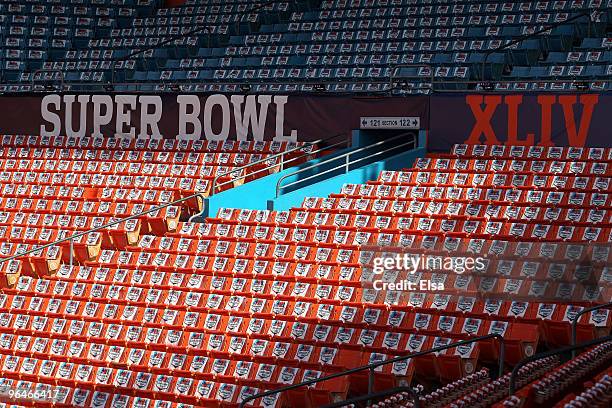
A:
239;333;505;408
30;69;65;90
210;133;348;195
275;132;417;198
276;140;416;196
571;301;612;357
210;142;317;195
214;139;348;192
322;386;420;408
0;192;206;270
481;11;594;81
509;335;612;394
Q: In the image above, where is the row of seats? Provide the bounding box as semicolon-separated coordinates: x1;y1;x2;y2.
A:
559;372;611;407
319;0;606;12
6;80;606;94
448;144;612;159
38;80;611;95
483;80;610;91
224;206;609;234
408;368;491;408
0;135;304;152
377;356;560;407
499;341;612;407
445;356;560;407
353;181;608;198
375;173;609;192
510;63;611;78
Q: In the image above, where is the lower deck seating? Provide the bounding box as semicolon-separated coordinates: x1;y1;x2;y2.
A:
0;142;609;407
